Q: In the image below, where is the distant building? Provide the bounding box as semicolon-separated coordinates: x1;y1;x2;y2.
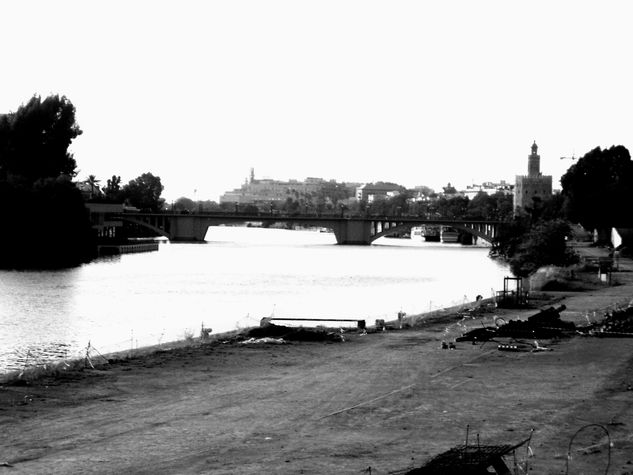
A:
463;180;514;200
219;170;359;205
441;182;459;197
514;141;552;210
355;183;402;203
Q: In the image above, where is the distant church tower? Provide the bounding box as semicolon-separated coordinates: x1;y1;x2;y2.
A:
514;141;552;211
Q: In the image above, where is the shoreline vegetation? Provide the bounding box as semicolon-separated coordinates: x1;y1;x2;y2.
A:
2;242;633;473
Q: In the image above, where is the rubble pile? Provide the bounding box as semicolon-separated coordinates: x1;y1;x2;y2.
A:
592;306;633;336
456;305;574;342
245;324;345;342
497;305;573;339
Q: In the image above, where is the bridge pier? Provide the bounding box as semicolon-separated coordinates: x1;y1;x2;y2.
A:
332;220;373;245
168;216;210;242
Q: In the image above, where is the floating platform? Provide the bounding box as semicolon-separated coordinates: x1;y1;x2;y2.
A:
97;242;159;256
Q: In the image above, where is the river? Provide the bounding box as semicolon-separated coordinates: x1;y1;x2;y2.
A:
0;227;509;373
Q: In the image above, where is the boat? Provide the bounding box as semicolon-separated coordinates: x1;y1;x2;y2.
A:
422;225;440;242
440;226;459;243
410;226;424;240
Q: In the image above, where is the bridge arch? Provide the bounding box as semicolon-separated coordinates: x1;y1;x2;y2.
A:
368;223;412;243
448;223;497;243
368;222;497;244
118;216;172;239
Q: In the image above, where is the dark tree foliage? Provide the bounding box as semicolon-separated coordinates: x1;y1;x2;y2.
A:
490;216;530;262
197;200;221;212
121;172;165;211
173;196;195;212
435;195;469;219
241;204;260;215
0;95;82;183
505;220;578;277
0;177;96;268
366;190;412;216
491;214;578;278
102;175;123;202
0;95;94;269
465;191;513;221
316;182;352;207
561;145;633;228
522;192;566;222
280;190;313;215
373;181;406;192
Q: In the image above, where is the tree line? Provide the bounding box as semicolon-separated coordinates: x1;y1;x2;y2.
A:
83;172;165;212
0;95;167;268
493;145;633;277
2;94;632;274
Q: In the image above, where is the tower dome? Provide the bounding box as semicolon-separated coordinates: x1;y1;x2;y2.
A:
531;141;538;155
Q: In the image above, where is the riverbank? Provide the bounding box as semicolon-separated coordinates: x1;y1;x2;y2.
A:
1;244;633;474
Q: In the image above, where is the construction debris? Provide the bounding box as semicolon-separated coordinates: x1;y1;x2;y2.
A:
245;324;345;342
403;435;533;475
456;305;573;342
579;304;633;337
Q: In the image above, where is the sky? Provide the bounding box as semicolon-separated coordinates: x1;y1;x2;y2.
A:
1;1;632;202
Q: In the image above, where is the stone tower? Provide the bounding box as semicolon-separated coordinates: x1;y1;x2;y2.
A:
528;141;540;176
514;141;552;211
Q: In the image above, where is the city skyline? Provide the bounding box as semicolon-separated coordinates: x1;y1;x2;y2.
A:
1;1;631;202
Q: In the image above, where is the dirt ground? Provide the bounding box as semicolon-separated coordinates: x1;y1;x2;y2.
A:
2;246;633;474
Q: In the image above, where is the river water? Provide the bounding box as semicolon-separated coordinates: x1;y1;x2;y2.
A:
0;227;509;373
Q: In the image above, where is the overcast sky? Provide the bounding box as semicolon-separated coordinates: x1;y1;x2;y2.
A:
1;1;631;202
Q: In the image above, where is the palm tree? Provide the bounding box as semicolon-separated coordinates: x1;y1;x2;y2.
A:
85;175;101;199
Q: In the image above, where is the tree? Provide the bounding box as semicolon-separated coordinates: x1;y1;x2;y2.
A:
367;190;411;216
241;204;259;215
466;192;496;220
121;172;165;211
0;95;82;183
506;220;578;277
316;182;352;210
561;145;633;229
198;200;221;212
85;174;101;199
173;196;195;212
436;195;469;219
0;95;94;269
102;175;123;201
466;191;514;221
0;176;96;268
523;192;566;222
490;216;530;262
491;215;579;277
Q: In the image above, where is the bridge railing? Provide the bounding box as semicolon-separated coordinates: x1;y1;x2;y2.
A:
122;209;504;224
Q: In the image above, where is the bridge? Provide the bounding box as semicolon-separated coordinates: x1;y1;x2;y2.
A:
111;211;502;245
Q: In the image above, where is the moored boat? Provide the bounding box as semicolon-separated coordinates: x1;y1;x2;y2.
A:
440;226;459;243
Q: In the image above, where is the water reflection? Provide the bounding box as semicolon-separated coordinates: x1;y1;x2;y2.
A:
0;228;508;372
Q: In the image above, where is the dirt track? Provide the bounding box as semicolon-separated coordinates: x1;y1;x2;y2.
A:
2;250;633;474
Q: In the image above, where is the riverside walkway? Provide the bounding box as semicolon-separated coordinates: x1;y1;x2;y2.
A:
2;245;633;474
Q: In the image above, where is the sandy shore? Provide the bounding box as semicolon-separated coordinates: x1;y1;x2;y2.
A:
1;244;633;474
